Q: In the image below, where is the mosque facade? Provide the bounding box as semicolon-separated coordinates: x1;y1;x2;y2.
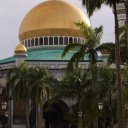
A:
0;0;107;127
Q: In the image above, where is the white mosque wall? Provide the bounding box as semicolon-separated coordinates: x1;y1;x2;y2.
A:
0;63;15;70
0;60;105;88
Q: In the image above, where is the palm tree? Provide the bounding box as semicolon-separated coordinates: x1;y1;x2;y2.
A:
98;66;116;128
29;66;52;105
6;63;30;128
62;22;103;68
121;66;128;127
7;64;54;128
28;66;53;128
125;4;128;64
82;0;104;17
96;25;127;64
53;67;101;127
120;0;128;64
82;0;124;127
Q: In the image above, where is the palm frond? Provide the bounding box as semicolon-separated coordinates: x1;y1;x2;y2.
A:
96;42;115;51
82;0;104;17
86;48;98;64
67;50;84;69
62;43;82;58
75;21;93;39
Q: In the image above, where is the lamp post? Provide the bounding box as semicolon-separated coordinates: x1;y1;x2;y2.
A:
1;100;7;128
109;106;113;128
0;67;13;128
76;77;82;128
98;102;105;128
2;102;7;110
98;102;103;110
78;111;82;128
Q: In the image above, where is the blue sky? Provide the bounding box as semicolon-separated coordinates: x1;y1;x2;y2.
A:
0;0;114;59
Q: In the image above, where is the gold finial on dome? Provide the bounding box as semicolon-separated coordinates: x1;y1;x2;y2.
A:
14;43;27;54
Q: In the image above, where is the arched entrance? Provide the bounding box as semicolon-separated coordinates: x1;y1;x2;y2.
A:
43;99;69;128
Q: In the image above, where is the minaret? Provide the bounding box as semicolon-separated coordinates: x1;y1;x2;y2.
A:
14;43;27;66
116;3;126;27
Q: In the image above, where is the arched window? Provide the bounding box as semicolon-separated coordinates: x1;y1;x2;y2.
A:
69;37;73;44
59;37;63;45
25;40;27;47
54;37;58;45
49;37;53;45
44;37;48;45
39;37;43;45
35;38;38;46
64;37;68;45
28;39;30;47
82;39;85;43
31;39;34;46
74;38;77;43
78;38;81;43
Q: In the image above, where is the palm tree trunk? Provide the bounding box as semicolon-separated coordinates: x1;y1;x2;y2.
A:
26;100;30;128
8;98;13;128
78;99;82;128
36;105;42;128
113;3;125;128
109;92;113;128
36;106;38;128
36;105;44;128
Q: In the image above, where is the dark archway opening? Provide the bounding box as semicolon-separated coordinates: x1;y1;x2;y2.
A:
43;99;69;128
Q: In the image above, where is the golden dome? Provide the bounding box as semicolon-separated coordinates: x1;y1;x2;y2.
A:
14;43;27;54
19;0;90;41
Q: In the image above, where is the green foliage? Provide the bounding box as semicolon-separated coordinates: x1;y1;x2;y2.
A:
75;22;103;46
104;0;121;7
98;66;116;100
62;21;103;68
82;0;104;17
6;63;30;101
96;25;128;64
28;66;53;105
64;111;78;127
82;0;120;17
122;66;128;107
52;65;117;126
6;63;53;106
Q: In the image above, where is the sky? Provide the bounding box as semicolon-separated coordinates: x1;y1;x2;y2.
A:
0;0;114;60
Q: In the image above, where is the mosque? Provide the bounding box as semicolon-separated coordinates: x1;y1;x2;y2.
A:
0;0;108;127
